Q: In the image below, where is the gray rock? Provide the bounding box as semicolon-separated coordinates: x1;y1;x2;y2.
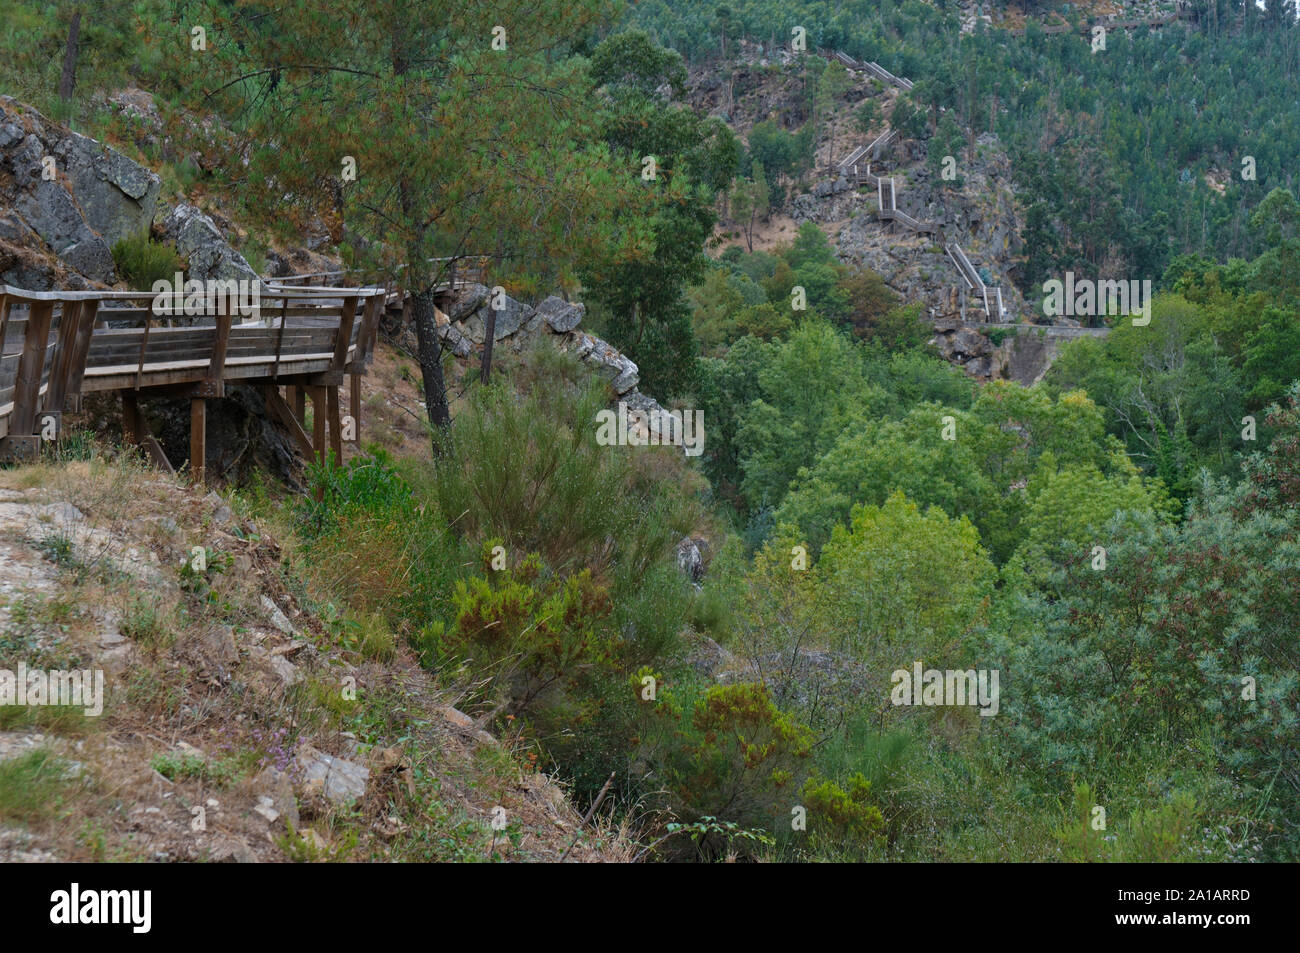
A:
436;321;474;358
209;835;258;863
12;181;115;282
159;203;259;284
259;596;296;636
675;537;704;582
60;130;160;243
199;625;239;667
445;283;489;322
584;340;639;394
250;767;299;827
535;295;584;333
294;745;368;804
205;490;235;526
460;295;532;343
0;97;160;281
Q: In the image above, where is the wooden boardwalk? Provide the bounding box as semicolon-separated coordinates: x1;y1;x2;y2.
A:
824;51;1006;320
0;252;490;478
0;282;386;480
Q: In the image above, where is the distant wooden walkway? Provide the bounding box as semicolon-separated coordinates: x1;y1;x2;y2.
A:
823;50;1007;320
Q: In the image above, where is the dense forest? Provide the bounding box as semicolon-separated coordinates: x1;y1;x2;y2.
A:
625;0;1300;293
0;0;1296;868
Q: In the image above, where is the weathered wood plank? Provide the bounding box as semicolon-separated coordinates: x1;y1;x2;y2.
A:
11;300;54;436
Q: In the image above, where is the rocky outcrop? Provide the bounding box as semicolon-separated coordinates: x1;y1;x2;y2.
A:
932;321;1110;383
0;96;160;287
830;132;1029;324
158;203;259;284
440;284;677;432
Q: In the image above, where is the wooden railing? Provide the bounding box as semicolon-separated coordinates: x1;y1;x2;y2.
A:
0;283;387;474
822;49;1010;320
945;243;1006;321
822;50;913;90
267;255;488;295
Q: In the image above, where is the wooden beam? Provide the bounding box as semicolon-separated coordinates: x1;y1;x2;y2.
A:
61;299;98;408
141;436;175;475
190;397;206;485
330;295;359;371
354;295;383;365
44;300;83;414
12;300;54;436
262;385;315;459
206;312;234;382
121;390;143;446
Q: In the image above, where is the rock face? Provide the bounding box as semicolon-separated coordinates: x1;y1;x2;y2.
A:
441;284;680;434
932;323;1109;383
158;203;259;284
0;96;160;287
829;135;1029;325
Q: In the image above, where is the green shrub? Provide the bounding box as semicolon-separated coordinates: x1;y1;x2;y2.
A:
801;772;886;847
0;749;70;824
1055;782;1205;863
110;232;184;290
432;551;617;719
640;680;813;847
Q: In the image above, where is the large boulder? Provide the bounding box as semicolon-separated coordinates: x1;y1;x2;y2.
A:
445;282;490;322
459;294;534;344
0;97;160;284
536;295;584;333
159;203;259;284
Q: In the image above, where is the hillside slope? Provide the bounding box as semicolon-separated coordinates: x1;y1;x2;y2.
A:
0;453;629;862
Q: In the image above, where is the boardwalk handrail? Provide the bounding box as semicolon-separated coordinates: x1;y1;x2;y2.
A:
818;49;913;91
823;48;1007;318
267;255;488;288
0;283;388;471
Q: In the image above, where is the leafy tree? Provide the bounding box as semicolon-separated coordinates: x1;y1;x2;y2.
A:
816;491;996;664
588;28;688;97
747;119;802;180
737;320;879;513
179;0;640;445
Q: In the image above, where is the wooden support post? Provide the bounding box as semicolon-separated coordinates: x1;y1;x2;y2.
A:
44;300;82;416
349;372;361;445
285;385;299;422
12;300;54;437
61;299;98;410
122;391;143;446
293;385;306;424
190;397;206;485
327;385;343;462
